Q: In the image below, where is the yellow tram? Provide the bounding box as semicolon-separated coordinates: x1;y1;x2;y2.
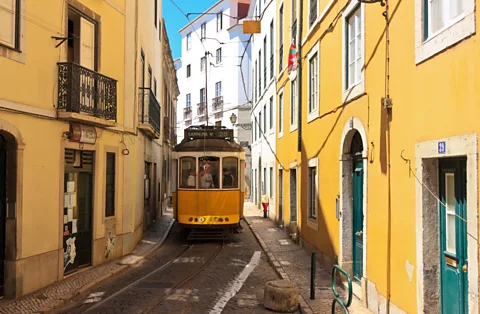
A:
172;126;245;237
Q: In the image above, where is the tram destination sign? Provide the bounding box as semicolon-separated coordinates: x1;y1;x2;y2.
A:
185;128;234;139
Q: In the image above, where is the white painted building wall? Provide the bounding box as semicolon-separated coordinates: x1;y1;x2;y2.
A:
249;0;276;218
176;0;253;196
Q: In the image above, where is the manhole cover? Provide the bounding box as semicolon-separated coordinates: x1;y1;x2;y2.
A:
135;282;173;289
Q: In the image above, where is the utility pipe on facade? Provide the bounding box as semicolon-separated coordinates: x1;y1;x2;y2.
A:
384;0;392;312
297;0;303;152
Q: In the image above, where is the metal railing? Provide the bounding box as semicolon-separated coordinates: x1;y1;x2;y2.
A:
138;88;161;133
184;106;192;120
197;102;206;117
57;62;117;121
213;96;223;112
331;265;353;314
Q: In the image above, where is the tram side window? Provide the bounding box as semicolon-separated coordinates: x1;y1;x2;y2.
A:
222;157;238;188
198;156;220;189
180;157;197;188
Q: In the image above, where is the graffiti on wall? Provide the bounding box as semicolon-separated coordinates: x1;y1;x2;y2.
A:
64;237;77;270
105;232;115;258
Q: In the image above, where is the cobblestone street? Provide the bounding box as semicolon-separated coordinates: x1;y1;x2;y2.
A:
54;219;292;314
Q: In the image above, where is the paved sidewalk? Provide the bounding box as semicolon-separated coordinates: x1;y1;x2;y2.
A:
0;213;174;314
244;202;372;314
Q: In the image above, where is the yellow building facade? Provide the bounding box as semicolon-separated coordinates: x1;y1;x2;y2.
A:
0;0;175;299
276;0;479;313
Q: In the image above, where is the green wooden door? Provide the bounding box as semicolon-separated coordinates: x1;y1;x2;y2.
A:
439;158;468;314
352;157;364;282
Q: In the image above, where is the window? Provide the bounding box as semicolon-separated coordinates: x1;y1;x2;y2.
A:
415;0;474;63
254;61;258;103
263;37;267;88
253;116;257;140
186;94;191;107
144;162;151;204
105;153;116;217
222;157;238;188
200;88;206;103
279;5;284;69
292;0;297;40
263;168;266;194
154;0;158;27
0;0;20;49
290;80;297;127
258;50;262;95
180;157;196;188
278;92;284;134
263;104;267;132
186;33;192;50
269;167;273;197
186;64;191;78
309;0;318;28
346;7;363;89
308;166;317;218
67;8;98;70
201;57;206;71
148;65;152;88
215;81;222;97
427;0;464;36
201;23;206;40
259;111;262;137
217;12;223;31
309;53;318;113
216;48;222;63
269;96;273;129
199;156;219;189
154;78;157;96
270;20;274;79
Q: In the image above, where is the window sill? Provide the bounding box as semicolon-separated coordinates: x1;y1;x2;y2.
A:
278;65;288;79
307;109;319;123
290;124;298;133
307;218;318;231
278;131;284;139
0;44;26;64
343;80;365;103
415;11;475;64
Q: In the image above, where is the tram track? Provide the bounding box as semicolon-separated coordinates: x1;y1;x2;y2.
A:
81;241;224;314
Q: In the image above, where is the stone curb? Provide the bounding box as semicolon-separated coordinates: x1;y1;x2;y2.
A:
244;217;314;314
40;218;175;314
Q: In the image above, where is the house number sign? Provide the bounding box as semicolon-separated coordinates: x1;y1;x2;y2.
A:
438;141;446;154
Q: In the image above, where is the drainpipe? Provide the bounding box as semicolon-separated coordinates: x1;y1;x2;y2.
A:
297;0;303;152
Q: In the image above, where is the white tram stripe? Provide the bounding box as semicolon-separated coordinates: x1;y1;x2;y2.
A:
208;251;262;314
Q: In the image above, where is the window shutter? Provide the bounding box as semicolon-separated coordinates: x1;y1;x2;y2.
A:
0;0;16;47
80;17;95;70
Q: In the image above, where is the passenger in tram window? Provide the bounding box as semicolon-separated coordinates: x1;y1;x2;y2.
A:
210;162;219;186
187;170;196;187
200;164;214;188
223;168;234;187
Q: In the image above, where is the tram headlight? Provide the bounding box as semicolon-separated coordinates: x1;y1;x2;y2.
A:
194;218;199;222
218;218;224;222
189;217;193;222
199;217;206;222
225;217;229;222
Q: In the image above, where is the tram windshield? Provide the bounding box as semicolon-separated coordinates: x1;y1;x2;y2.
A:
198;156;220;189
180;157;196;188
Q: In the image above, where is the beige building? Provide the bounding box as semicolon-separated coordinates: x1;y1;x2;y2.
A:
0;0;177;299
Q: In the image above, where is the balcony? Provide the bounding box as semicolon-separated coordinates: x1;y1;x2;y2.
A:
184;106;192;120
138;88;161;139
197;102;207;122
57;62;117;126
212;96;223;113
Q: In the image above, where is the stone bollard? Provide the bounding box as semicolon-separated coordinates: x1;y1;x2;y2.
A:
263;280;299;313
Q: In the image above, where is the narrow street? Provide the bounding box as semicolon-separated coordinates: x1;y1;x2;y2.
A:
54;221;287;314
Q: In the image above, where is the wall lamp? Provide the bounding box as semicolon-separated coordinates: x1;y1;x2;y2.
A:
230;113;252;130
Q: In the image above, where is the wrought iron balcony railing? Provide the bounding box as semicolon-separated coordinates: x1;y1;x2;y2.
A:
197;102;206;117
57;62;117;121
184;106;192;120
138;88;161;134
212;96;223;112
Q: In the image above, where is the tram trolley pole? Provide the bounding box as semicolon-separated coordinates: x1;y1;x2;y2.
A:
331;265;353;314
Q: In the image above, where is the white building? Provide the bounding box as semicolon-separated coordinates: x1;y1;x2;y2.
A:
176;0;253;197
248;0;276;217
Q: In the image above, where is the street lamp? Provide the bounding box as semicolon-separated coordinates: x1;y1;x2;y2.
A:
230;113;252;130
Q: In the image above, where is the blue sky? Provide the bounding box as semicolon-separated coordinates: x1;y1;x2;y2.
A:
163;0;218;60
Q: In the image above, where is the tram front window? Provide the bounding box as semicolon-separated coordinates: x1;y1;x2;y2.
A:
199;156;220;189
222;157;238;188
180;157;197;188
